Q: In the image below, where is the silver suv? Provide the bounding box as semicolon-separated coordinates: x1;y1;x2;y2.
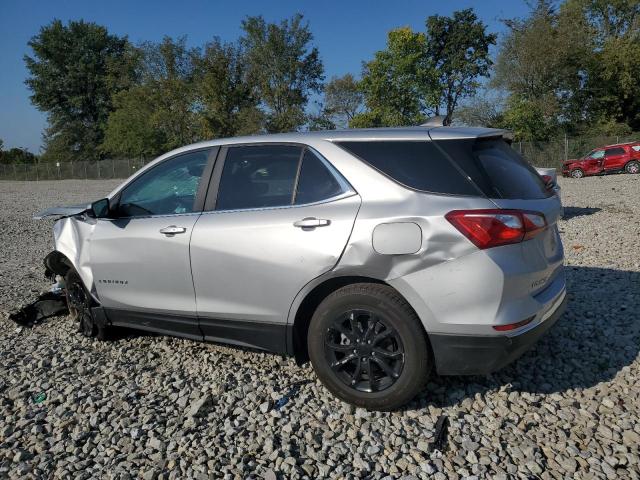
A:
38;126;566;410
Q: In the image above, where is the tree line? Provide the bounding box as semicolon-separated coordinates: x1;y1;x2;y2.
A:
9;0;639;163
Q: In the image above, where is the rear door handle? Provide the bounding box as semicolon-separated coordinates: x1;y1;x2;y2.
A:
159;225;187;235
293;217;331;228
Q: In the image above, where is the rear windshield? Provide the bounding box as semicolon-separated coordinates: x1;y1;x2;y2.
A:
337;138;551;199
436;138;552;200
336;141;479;196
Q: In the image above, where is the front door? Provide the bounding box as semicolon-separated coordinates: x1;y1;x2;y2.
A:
189;144;361;351
90;149;213;339
584;149;605;175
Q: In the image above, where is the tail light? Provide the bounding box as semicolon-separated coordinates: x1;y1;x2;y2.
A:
445;209;547;249
541;175;554;191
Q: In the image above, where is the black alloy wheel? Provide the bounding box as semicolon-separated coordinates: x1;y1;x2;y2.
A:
324;309;405;393
308;283;431;410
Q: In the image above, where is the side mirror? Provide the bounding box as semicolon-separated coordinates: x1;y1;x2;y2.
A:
89;198;110;219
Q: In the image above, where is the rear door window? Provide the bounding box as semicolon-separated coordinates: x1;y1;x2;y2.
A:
336;141;479;196
605;147;625;157
215;145;302;210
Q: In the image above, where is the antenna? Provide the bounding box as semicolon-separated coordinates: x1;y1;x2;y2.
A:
420;116;445;127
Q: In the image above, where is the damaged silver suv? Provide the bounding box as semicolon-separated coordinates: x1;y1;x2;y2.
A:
37;126;566;410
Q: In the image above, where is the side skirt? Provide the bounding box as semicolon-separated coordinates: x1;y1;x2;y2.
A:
104;308;291;354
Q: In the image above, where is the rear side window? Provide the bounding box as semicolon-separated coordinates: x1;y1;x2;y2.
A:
295;149;345;204
436;138;553;200
336;141;479;196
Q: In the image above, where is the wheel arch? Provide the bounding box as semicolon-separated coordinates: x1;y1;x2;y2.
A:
288;275;430;364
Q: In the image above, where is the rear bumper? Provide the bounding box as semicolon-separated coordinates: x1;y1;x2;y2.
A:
430;293;567;376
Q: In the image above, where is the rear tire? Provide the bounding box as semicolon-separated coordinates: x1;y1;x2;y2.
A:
307;283;431;411
570;168;585;179
65;269;106;340
626;161;640;174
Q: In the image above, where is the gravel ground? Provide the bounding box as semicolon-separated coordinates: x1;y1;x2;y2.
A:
1;175;639;479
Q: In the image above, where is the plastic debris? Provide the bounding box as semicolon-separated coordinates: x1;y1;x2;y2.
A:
273;379;312;411
49;275;65;294
430;415;449;452
32;392;47;404
9;291;68;328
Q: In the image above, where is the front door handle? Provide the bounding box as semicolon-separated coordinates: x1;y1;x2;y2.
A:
159;225;187;235
293;217;331;228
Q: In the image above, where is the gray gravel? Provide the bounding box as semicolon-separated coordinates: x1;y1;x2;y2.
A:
1;175;639;479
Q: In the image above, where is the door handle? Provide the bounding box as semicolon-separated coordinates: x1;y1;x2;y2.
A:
293;217;331;228
159;225;187;235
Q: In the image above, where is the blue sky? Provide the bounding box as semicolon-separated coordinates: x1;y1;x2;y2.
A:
0;0;530;153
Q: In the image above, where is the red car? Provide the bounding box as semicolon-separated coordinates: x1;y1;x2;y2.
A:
562;142;640;178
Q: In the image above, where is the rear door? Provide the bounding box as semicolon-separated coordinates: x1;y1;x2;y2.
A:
603;146;627;171
189;144;360;351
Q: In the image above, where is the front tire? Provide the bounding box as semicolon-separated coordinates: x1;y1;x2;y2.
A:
626;161;640;174
65;269;106;340
307;283;431;411
570;168;585;179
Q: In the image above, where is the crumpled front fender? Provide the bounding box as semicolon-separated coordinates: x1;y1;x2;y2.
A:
52;216;98;299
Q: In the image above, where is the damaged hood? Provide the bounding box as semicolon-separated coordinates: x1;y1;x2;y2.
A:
33;203;90;220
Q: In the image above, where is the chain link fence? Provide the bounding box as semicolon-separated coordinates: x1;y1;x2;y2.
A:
1;132;639;180
0;158;150;181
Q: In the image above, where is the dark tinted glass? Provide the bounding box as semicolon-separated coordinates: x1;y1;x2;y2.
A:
336;141;478;195
295;150;345;204
436;138;552;200
605;147;625;156
216;145;302;210
119;150;208;216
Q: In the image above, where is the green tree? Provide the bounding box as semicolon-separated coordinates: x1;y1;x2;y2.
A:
241;14;324;132
323;74;363;128
355;9;495;128
193;38;263;139
0;146;38;164
353;27;434;127
102;36;199;158
24;20;135;162
493;1;592;137
454;93;505;128
425;9;497;125
101;85;164;158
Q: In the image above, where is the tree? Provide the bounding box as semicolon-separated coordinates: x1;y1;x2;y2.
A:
353;27;434;127
24;20;135;162
492;1;595;138
193;39;262;139
101;86;165;158
454;93;505;128
355;9;496;128
323;74;363;128
425;9;497;125
241;14;324;132
102;36;199;158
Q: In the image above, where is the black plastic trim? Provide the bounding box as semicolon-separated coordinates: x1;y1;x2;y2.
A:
104;308;291;354
106;309;202;340
430;295;567;376
200;317;289;354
